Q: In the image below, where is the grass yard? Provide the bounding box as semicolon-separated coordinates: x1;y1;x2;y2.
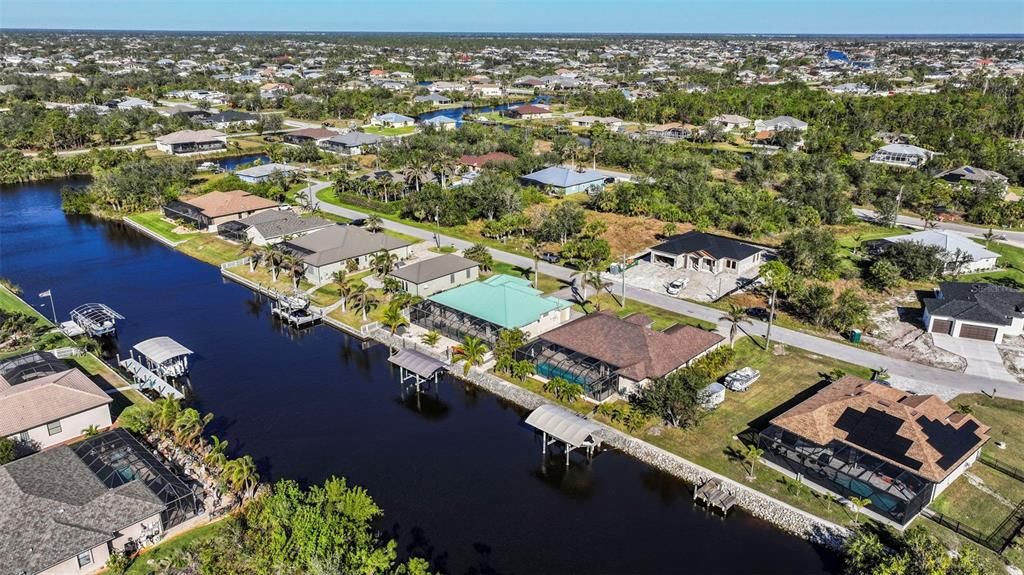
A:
362;125;417;136
582;290;717;331
177;235;246;266
955;394;1024;470
327;291;390;328
931;464;1024;535
128;211;197;243
230;263;313;294
308;270;373;307
124;519;229;575
962;240;1024;288
637;338;874;524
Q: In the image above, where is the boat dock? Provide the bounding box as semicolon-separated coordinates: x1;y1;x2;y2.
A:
119;357;184;400
271;305;322;327
694;478;738;514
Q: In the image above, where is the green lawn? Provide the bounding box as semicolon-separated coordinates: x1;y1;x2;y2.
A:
127;212;198;243
177;235;247;266
361;125;417;136
582;290;717;331
124;519;229;575
956;394;1024;470
931;464;1024;535
963;240;1024;288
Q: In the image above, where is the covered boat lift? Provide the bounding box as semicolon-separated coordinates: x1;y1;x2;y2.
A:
131;336;194;378
69;303;124;337
525;404;603;466
388;348;448;393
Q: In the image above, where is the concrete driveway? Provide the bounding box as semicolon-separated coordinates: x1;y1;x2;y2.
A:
932;334;1018;384
619;260;747;302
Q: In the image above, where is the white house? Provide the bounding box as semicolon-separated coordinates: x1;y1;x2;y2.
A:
155;129;227;155
647;231;767;275
923;282;1024;343
709;114;752;132
754;116;808;132
869;143;935;169
280;225;414;285
871;230;999;274
370;112;415;128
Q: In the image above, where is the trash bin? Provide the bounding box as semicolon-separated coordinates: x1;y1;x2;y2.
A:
849;329;862;344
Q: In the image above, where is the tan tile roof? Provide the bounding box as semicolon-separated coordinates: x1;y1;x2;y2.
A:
155;129;226;145
181;190;280;218
770;376;990;483
0;369;111;436
536;311;724;382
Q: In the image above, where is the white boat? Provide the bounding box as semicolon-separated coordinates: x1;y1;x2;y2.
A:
724;367;760;392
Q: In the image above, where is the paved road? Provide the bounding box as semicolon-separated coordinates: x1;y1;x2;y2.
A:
853;207;1024;248
306;183;1024;400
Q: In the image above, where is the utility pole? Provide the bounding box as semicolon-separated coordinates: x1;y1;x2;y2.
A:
765;288;777;350
891;185;904;228
619;254;627;307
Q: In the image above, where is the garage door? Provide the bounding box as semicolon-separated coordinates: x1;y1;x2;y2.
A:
959;324;998;341
931;319;953;335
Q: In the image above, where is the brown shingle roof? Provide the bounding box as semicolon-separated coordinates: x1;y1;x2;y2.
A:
535;311;723;382
770;376;990;483
287;127;339;140
0;369;112;436
180;190;280;218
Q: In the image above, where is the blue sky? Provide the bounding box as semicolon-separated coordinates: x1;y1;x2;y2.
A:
3;0;1022;34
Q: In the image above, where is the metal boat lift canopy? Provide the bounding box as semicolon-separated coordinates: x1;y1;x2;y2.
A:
69;303;124;336
525;404;602;450
133;337;193;365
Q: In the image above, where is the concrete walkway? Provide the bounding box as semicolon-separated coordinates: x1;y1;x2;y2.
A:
305;184;1024;401
932;334;1017;384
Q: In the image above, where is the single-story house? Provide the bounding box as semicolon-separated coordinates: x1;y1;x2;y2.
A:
155;129;227;155
218;209;334;246
155;103;206;119
502;104;552;120
570;115;624;128
1;428;201;575
923;282;1024;343
709;114;752;131
199;109;259;130
520;166;607;195
759;375;989;525
370;112;415;128
471;84;503;97
516;311;724;401
162;190;281;231
388;254;480;297
282;127;339;146
645;122;698;141
421;115;457;131
279;225;413;285
869;144;935;169
260;82;293;99
0;352;112;452
414;93;452;106
410;274;572;344
234;162;299;184
647;231;767;275
320;132;385;156
936;166;1009;187
754;116;808;132
868;230;998;274
459;152;516;170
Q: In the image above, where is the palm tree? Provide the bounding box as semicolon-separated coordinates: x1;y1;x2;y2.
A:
261;246;282;281
741;443;764;479
222;455;260;501
365;214;384;233
872;366;890;381
152;398;182;435
371;250;398;278
205;435;229;470
382;304;408;335
281;254;303;290
984;227;996;248
81;424;100;437
571;260;601;301
406;158;430;193
420;330;441;347
543;376;584;402
352;284;379;322
173;409;214;447
336;280;356;313
510;359;536;382
331;269;347;286
453;335;488;375
432;153;458;189
850;496;872;524
527;239;543;289
720;304;752;347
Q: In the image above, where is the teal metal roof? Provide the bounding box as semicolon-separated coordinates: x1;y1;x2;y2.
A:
428;274;571;329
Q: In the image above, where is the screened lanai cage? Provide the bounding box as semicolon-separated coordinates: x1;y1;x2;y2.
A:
409;299;504;345
69;303;124;337
71;429;202;530
515;340;619;401
0;351;70;385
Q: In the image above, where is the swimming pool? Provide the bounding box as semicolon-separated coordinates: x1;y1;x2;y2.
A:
536;362;590;386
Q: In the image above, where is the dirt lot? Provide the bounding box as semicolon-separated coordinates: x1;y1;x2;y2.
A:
864;292;968;371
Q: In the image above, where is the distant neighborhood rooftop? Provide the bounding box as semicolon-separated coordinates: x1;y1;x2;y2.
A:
521;166;606;189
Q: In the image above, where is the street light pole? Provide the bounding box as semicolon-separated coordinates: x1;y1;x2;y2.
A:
620;254;627;307
765;288;777;350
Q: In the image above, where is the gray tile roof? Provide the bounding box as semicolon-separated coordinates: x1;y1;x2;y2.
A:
924;282;1024;326
650;231;764;261
282;225;412;267
234;162;298;179
389;254;478;284
242;211;335;240
521;166;605;189
1;446;165;574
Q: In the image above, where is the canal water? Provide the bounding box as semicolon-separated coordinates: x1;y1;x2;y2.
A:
0;180;841;575
416;96;551;127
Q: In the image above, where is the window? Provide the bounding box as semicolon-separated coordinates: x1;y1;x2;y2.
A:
725;260;737;270
77;550;92;568
466;269;471;279
450;273;455;284
17;431;29;442
46;420;62;436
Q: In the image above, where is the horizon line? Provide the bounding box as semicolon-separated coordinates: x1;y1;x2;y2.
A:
3;28;1024;38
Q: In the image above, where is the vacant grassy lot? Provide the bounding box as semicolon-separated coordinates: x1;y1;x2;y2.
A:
128;212;197;243
362;125;417;136
956;394;1024;470
177;235;246;266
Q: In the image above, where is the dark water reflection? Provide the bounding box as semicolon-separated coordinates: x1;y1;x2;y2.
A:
0;180;840;575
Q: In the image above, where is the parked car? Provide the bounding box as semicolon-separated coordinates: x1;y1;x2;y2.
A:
746;307;770;320
539;251;560;264
724;367;760;392
349;218;366;227
665;278;688;295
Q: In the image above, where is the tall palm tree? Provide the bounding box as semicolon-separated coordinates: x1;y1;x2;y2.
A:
371;249;398;277
453;335;488;376
527;238;543;289
173;409;213;447
205;435;229;470
281;254;304;290
331;269;347;286
351;283;379;322
571;260;601;301
261;246;282;281
741;443;764;478
432;152;457;189
382;304;408;335
336;280;356;313
720;304;752;347
406;158;430;193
